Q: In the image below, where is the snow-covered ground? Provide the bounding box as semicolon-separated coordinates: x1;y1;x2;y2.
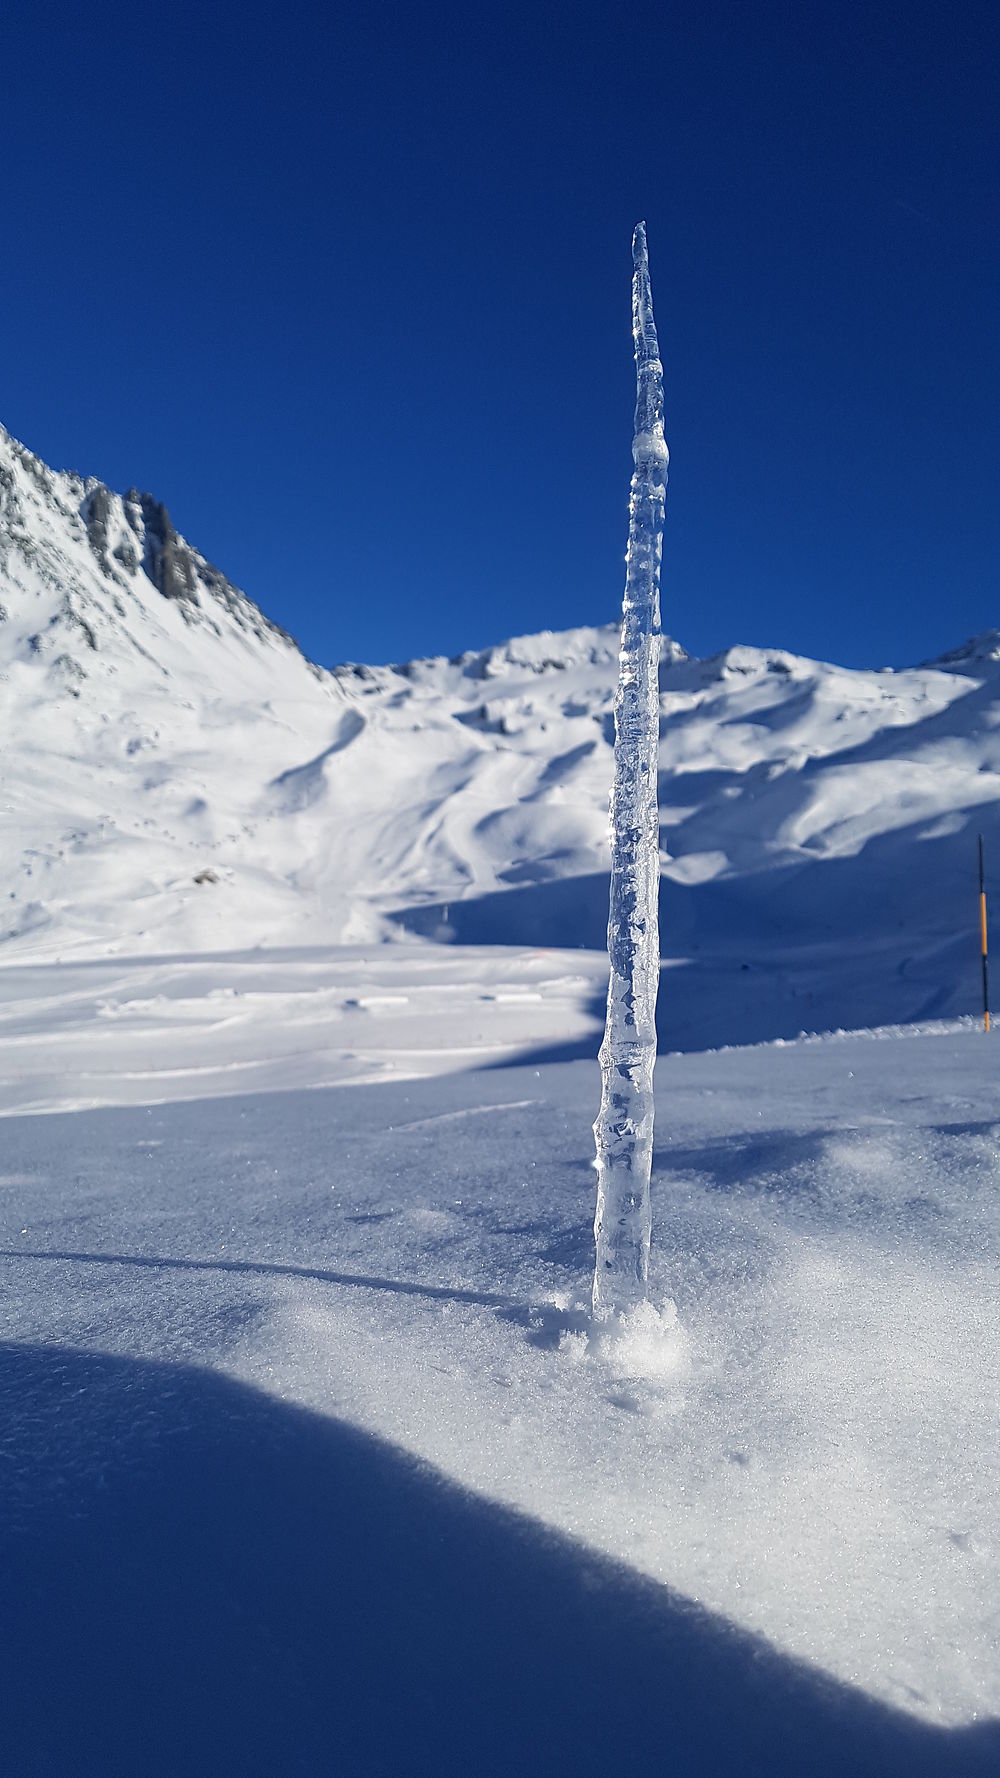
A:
4;422;1000;1771
0;945;607;1115
2;948;999;1774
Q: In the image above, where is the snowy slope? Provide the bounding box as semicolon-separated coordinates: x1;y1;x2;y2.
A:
3;421;1000;1770
2;420;1000;1039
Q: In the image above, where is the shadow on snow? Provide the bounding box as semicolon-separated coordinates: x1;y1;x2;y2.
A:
394;817;984;1058
3;1339;998;1778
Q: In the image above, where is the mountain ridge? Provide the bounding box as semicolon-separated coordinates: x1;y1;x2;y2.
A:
0;419;315;685
2;419;998;1046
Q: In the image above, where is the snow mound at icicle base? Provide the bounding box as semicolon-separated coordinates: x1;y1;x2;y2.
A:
591;1297;691;1377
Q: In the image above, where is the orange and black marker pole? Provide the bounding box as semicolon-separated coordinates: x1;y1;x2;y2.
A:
979;834;990;1032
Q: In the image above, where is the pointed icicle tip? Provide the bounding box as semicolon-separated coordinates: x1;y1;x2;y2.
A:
632;221;648;266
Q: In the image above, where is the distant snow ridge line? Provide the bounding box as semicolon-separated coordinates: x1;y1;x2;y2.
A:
1;417;1000;1050
332;624;682;689
922;630;1000;672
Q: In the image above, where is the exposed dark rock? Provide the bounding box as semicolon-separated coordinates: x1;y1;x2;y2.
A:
0;464;21;539
9;437;53;495
139;496;199;606
82;485;114;573
58;596;98;652
2;424;316;671
123;489;144;538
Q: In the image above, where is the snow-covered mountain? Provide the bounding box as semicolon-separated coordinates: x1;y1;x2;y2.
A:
2;419;999;1037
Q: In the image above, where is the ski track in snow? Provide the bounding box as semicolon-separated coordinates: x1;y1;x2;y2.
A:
389;1100;541;1131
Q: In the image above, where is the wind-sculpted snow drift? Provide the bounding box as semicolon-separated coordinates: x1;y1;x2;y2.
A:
2;418;1000;1040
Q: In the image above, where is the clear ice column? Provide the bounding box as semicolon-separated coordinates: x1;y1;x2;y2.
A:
592;222;668;1318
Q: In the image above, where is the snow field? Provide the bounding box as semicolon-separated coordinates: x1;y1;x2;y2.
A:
7;411;1000;1005
2;984;997;1742
0;946;606;1114
4;421;1000;1769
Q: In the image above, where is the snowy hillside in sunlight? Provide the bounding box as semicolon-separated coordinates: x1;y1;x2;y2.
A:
4;421;1000;1773
3;417;1000;1039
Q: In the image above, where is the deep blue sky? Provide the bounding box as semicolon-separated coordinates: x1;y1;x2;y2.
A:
2;0;997;670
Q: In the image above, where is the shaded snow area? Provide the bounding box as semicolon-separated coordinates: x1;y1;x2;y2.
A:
2;954;999;1775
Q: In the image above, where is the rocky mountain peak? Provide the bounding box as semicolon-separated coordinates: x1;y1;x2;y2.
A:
0;421;310;684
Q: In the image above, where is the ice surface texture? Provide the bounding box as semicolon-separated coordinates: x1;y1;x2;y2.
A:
593;223;669;1317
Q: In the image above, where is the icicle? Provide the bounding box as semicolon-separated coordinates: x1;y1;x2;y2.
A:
592;222;668;1319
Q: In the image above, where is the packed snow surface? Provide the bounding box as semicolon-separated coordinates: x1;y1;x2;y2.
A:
2;953;999;1773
